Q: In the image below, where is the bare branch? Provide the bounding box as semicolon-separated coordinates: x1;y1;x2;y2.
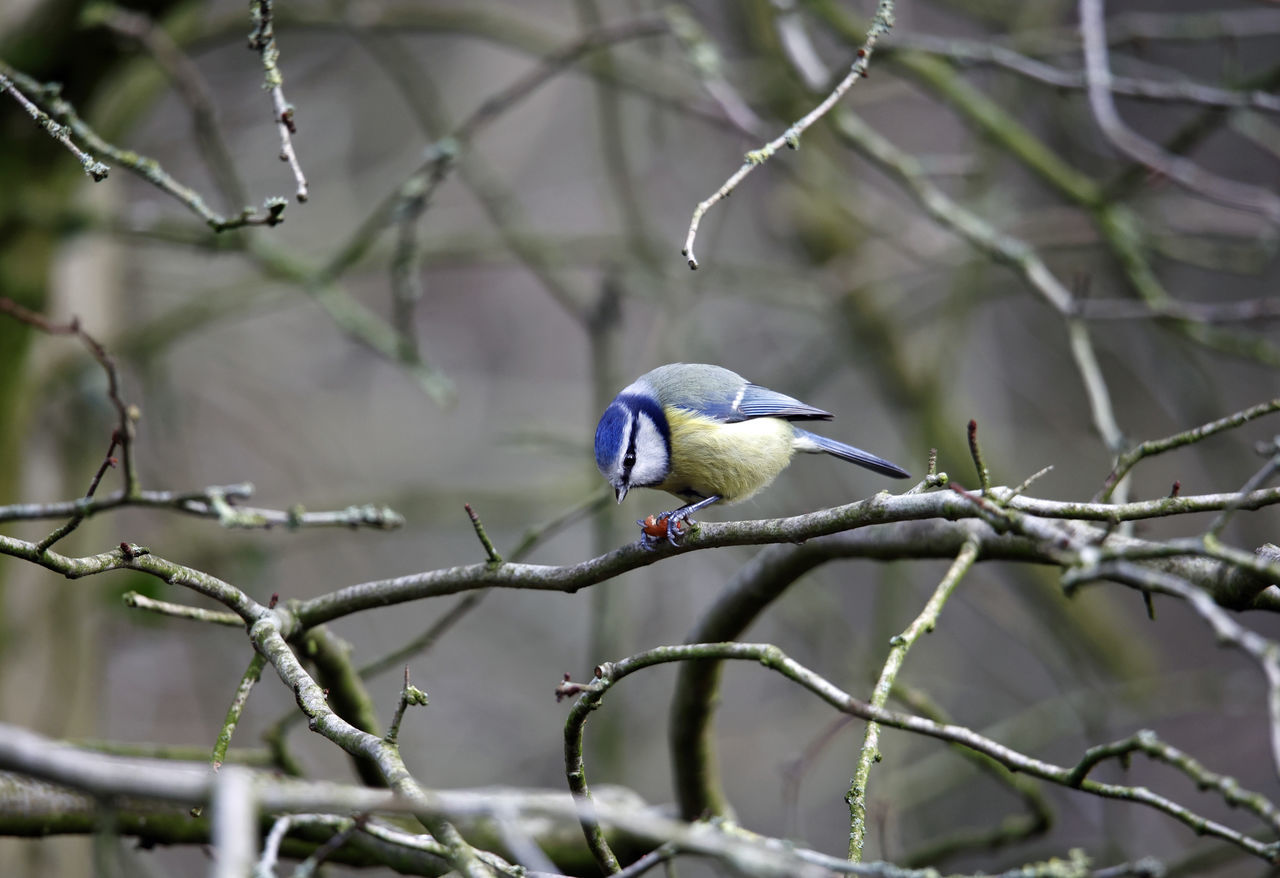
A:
0;72;109;180
248;0;308;202
848;537;979;860
563;643;1280;863
0;61;287;230
682;0;896;269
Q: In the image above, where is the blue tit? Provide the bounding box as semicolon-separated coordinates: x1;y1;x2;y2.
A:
594;363;910;545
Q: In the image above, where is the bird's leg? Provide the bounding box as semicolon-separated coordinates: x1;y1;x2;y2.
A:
636;495;721;548
666;496;720;544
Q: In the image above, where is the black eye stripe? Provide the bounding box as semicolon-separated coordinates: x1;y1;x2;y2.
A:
623;414;641;474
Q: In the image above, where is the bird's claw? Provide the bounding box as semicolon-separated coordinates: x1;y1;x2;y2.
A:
637;513;691;549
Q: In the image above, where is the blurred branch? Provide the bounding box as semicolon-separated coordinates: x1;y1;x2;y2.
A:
300;626;387;788
811;1;1280;369
682;0;895;270
1079;0;1280;225
0;719;980;878
814;104;1127;459
0;779;448;872
887;32;1280;115
1064;560;1280;781
665;5;767;136
1007;8;1280;55
1077;297;1280;324
331;14;668;283
891;685;1052;866
387;151;448;362
210;765;256;878
83;2;247;209
247;238;457;404
292;14;672;400
276;3;730;128
353;17;669;322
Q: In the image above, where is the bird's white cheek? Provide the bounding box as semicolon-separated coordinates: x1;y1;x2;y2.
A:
628;413;670;487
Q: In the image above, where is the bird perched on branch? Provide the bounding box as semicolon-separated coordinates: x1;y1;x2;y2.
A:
594;363;910;546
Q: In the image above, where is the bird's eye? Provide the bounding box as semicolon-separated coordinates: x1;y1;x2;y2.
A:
624;451;636;469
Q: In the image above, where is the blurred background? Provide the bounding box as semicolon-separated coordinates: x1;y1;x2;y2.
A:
1;0;1279;875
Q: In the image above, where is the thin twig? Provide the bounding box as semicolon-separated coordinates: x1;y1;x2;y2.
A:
464;503;503;565
248;0;308;202
358;595;484;680
354;495;606;681
562;665;624;875
1067;728;1280;829
967;420;990;494
1097;398;1280;502
385;667;429;746
0;297;137;495
0;72;109;179
123;591;243;627
682;0;896;269
0;481;404;530
0;61;287;230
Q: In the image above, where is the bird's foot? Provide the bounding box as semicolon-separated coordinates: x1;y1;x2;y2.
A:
637;512;691;550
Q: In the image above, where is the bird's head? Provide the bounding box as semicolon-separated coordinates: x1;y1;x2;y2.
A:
594;385;672;503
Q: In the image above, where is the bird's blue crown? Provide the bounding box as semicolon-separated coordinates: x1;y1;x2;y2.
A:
594;391;670;473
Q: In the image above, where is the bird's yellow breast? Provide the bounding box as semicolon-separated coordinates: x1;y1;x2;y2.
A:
655;408;797;503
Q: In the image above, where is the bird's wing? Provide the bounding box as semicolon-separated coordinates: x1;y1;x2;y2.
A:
705;383;834;423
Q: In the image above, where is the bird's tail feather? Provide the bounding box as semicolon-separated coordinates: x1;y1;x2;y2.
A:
793;429;910;479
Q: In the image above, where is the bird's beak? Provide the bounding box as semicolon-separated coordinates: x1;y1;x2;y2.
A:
614;485;628;504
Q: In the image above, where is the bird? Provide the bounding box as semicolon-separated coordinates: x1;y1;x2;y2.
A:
594;363;910;546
